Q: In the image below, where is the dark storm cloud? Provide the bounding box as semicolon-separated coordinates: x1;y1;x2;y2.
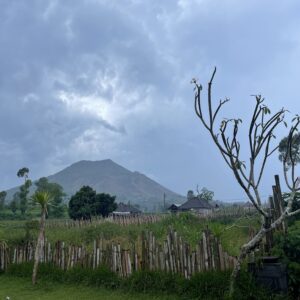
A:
1;0;300;202
0;0;172;188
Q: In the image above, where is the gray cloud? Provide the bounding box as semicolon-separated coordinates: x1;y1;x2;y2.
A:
1;0;300;202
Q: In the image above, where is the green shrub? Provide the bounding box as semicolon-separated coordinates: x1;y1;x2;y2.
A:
123;270;233;299
6;262;120;289
186;271;231;299
6;262;33;277
6;262;65;282
123;270;184;294
65;266;120;288
89;266;121;288
273;221;300;299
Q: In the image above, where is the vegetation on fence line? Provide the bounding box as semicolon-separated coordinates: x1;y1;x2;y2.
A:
0;228;237;278
0;213;260;256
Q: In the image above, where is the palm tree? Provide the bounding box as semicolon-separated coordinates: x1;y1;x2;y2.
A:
31;191;52;285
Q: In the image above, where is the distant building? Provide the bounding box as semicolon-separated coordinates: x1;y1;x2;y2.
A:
113;202;142;216
168;196;213;215
167;203;181;213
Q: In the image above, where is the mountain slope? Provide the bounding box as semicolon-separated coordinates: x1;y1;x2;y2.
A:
6;159;184;211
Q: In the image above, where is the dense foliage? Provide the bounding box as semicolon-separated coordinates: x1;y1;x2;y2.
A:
16;167;32;215
199;187;214;202
19;179;32;215
278;133;300;167
0;191;6;210
94;193;118;217
273;221;300;299
68;186;117;220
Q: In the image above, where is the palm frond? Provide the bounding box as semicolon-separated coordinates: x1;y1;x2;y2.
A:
30;191;52;209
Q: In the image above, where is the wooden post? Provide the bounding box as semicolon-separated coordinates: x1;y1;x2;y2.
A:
272;186;281;221
202;231;209;270
275;175;286;232
269;196;275;222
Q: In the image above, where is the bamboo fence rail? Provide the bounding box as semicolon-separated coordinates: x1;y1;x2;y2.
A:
45;214;165;228
45;209;257;230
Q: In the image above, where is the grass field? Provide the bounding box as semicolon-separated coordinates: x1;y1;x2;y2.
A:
0;275;178;300
0;213;260;256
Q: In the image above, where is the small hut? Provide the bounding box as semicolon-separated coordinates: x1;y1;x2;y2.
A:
167;203;181;213
178;197;213;215
168;197;213;215
113;202;142;216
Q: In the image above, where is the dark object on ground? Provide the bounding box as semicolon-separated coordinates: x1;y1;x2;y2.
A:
248;256;287;294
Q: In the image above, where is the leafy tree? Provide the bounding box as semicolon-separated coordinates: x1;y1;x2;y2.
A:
0;191;7;210
17;167;29;180
17;167;32;215
35;177;65;218
279;132;300;167
30;191;52;285
199;187;214;202
68;186;96;220
19;179;32;215
10;200;18;214
279;134;300;221
68;186;117;220
273;223;300;298
93;193;117;217
10;192;20;214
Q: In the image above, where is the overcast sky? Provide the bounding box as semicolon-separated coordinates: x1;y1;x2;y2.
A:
1;0;300;201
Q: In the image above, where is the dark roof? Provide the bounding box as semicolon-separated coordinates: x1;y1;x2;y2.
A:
114;202;141;213
167;204;181;210
179;197;212;210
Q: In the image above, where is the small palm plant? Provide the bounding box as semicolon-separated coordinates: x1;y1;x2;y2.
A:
30;191;52;285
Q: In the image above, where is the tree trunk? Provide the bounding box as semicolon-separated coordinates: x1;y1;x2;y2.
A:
32;209;46;285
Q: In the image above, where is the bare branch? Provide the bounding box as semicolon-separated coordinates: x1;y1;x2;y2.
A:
213;98;229;123
208;67;217;127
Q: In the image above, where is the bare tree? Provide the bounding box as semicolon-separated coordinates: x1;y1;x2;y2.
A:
191;67;300;296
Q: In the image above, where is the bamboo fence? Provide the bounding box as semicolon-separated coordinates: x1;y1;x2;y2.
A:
45;209;256;230
0;229;236;278
45;214;165;229
199;207;258;220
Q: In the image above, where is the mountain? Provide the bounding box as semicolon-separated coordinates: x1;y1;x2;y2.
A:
5;159;184;211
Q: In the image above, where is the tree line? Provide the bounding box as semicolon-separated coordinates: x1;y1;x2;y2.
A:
0;168;117;220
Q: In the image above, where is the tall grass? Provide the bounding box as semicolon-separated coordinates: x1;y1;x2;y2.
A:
0;213;260;255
